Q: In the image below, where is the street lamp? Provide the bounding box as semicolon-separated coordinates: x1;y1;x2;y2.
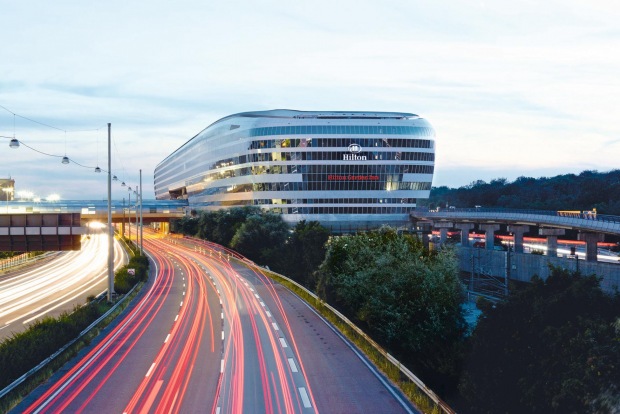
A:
107;123;114;302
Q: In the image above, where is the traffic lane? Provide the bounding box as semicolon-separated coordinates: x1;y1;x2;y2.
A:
238;266;415;414
122;247;221;413
0;233;127;341
196;254;313;413
12;247;180;413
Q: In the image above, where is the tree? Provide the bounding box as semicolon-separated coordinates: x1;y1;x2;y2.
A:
195;206;260;246
229;212;289;265
277;220;330;287
316;227;466;393
459;267;620;414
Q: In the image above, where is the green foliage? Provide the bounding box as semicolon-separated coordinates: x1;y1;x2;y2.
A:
229;212;290;264
0;302;108;389
173;209;330;287
170;216;199;235
274;220;330;288
114;253;149;294
0;252;18;259
316;227;466;393
423;169;620;215
459;267;620;413
197;206;260;246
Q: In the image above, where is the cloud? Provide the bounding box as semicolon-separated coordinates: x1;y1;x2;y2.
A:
1;0;619;195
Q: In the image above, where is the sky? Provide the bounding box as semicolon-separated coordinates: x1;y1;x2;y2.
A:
1;0;619;200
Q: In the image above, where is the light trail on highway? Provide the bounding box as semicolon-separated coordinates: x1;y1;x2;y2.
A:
16;228;416;413
0;227;127;340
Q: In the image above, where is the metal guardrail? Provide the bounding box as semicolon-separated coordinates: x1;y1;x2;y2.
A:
0;252;59;271
0;273;141;401
232;254;455;414
412;207;620;235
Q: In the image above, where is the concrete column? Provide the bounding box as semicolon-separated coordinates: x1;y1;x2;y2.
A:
439;228;449;244
507;225;529;253
412;221;432;250
455;223;475;247
578;232;604;262
480;224;500;250
539;228;565;257
547;236;558;257
432;221;454;246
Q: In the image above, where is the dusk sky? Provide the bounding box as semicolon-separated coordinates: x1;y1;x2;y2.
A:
1;0;618;200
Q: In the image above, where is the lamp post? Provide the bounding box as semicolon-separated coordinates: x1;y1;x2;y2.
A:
139;169;143;255
107;123;114;302
127;191;131;242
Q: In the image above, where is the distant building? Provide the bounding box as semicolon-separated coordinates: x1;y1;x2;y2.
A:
0;178;15;201
154;110;436;232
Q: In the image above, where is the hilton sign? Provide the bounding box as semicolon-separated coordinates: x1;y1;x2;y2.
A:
343;143;367;161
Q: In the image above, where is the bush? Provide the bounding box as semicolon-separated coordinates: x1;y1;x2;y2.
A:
0;302;107;389
114;254;149;294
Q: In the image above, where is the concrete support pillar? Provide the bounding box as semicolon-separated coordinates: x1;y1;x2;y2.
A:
547;236;558;257
455;223;475;247
432;221;454;246
412;221;433;250
578;232;604;262
480;224;500;250
507;225;530;253
439;228;449;244
539;228;565;257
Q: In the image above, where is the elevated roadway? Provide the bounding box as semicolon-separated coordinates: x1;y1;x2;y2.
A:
411;207;620;295
2;199;188;224
411;207;620;236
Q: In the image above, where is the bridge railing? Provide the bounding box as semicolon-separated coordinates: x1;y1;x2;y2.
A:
413;207;620;235
415;206;620;224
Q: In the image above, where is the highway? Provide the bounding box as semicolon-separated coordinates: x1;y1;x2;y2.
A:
14;229;416;413
0;226;127;341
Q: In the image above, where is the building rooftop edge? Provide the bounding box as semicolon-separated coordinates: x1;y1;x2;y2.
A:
220;109;418;121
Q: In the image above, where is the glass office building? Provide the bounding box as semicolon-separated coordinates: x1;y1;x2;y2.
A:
154;110;435;231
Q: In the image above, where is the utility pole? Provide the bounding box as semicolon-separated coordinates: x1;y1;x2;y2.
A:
107;123;114;302
139;169;143;255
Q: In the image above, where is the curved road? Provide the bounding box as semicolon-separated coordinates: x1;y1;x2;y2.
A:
14;229;416;413
0;228;127;341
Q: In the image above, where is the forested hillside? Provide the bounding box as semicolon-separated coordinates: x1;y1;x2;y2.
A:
423;169;620;215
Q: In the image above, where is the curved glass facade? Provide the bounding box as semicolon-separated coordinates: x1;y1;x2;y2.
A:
154;110;436;231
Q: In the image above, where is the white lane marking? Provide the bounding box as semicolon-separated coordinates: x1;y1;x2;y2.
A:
298;387;312;408
146;362;156;377
288;358;298;373
164;333;171;343
254;293;260;299
216;408;220;414
221;312;224;319
174;314;179;322
220;359;224;373
222;331;225;340
260;302;265;307
266;311;272;318
180;301;183;307
183;291;186;296
249;287;254;292
279;338;288;348
272;322;279;331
